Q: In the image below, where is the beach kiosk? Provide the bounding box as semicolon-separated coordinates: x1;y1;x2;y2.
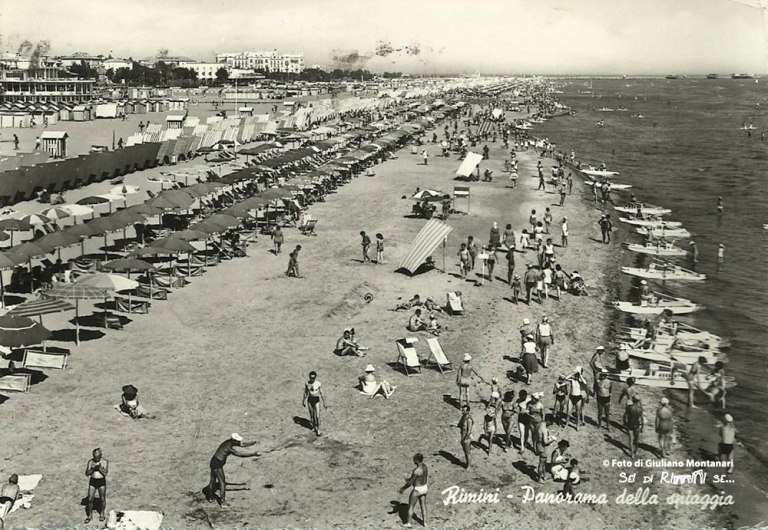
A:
39;131;68;158
239;106;254;117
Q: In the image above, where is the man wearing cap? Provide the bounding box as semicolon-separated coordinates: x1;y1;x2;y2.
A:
207;434;260;507
456;354;486;408
718;414;736;473
359;365;395;399
589;346;606;391
655;397;674;457
623;397;644;459
519;318;533;347
0;474;20;530
524;264;539;305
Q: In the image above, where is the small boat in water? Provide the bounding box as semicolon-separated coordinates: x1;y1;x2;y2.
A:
613;295;701;315
586;180;632;190
607;363;736;390
706;74;720;79
625;241;687;257
732;73;755;79
615;203;672;216
636;226;691;239
621;261;706;281
622;347;726;366
619;215;683;229
580;167;619;178
623;322;729;351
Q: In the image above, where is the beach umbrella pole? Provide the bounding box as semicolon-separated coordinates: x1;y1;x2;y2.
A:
76;299;80;346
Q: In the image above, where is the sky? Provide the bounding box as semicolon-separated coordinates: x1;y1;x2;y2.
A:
1;0;767;75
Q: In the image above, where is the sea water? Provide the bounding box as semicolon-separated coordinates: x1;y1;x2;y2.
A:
534;78;768;468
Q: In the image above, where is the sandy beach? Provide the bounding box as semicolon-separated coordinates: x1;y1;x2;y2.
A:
0;112;721;528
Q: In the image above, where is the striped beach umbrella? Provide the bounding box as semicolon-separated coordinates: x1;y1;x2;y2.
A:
40;207;72;222
44;283;111;345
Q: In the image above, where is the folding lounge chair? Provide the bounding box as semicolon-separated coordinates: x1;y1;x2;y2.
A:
0;373;32;393
446;291;465;315
115;297;150;314
299;219;318;236
395;337;422;376
175;263;205;276
426;337;454;373
22;349;70;370
190;253;219;267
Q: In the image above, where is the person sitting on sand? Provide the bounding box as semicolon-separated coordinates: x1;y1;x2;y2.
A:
335;330;366;357
0;474;21;530
119;384;154;419
394;294;422;311
408;309;428;332
359;364;396;399
427;313;442;335
550;440;571;481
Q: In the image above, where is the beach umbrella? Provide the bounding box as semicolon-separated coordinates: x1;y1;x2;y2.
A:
190;222;225;235
76;272;139;292
131;247;178;257
40;207;72;223
103;258;156;273
171;230;208;241
125;203;163;216
37;231;81;261
412;189;444;200
61;204;95;218
149;237;196;253
44;283;111;345
0;232;9;242
156;189;195;207
88;216;130;260
17;213;53;226
0;218;32;245
77;194;124;215
259;188;293;201
207;214;240;229
0;252;24;308
146;195;188;210
8;241;53;293
7;298;75;326
0;314;51;348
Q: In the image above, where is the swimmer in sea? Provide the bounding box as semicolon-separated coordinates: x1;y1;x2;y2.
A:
655;397;674;457
399;453;428;527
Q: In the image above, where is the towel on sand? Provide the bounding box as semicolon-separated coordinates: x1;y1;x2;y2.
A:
6;474;42;515
111;510;163;530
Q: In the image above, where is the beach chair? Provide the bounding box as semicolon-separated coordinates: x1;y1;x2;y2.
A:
299;218;318;236
22;349;70;370
0;373;32;393
115;297;150;314
446;291;465;315
426;337;454;373
175;263;205;276
190;253;219;267
395;337;422;376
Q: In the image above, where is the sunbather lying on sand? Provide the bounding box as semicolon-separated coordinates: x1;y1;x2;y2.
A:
394;294;422;311
359;365;396;399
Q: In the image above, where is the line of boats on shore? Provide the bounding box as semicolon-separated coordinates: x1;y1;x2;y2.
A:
570;164;734;391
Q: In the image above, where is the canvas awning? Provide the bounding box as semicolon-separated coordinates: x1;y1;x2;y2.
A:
455;152;483;177
398;219;453;274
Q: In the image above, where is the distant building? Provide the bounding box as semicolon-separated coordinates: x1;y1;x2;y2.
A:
139;55;195;68
216;51;304;73
103;58;133;71
57;52;105;69
0;66;94;104
178;61;225;82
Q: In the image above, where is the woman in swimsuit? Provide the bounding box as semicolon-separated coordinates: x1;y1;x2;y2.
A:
567;368;588;430
456;354;486;408
482;403;499;455
500;391;517;452
302;371;327;436
515;390;531;453
85;448;108;524
655;397;674;457
685;356;707;408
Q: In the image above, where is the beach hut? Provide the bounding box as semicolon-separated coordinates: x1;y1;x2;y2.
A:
238;107;254;117
166;115;185;130
72;105;90;121
39;131;68;158
95;103;120;119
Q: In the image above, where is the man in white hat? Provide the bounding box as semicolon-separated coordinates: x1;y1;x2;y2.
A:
358;364;395;399
206;434;261;507
718;414;736;473
655;397;674;457
639;280;653;305
519;317;533;347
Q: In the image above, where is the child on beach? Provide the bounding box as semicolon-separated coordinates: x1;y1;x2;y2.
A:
375;233;385;264
544;208;553;233
458;243;470;278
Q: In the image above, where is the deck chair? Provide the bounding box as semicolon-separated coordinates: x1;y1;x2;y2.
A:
22;349;70;370
426;337;454;373
395;337;422;376
175;263;205;276
299;218;318;236
136;284;168;300
0;373;32;393
190;253;219;267
115;297;150;314
446;291;465;315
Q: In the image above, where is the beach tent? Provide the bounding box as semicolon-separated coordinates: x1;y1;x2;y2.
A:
455;152;483;178
398;219;453;275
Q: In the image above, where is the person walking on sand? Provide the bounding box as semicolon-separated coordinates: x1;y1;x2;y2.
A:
286;245;301;277
84;448;109;524
500;391;517;452
544;208;553;234
559;182;567;206
399;453;428;527
458;243;470;278
529;209;538;232
206;434;260;507
567;172;573;195
718;414;737;473
467;236;478;270
623;397;644;459
271;225;284;254
599;215;613;244
524;264;539;305
561;217;568;247
505;245;515;285
360;231;372;263
302;371;328;436
421;149;428;165
12;134;19;151
536;316;554;368
655;397;674;457
375;233;385;264
459;405;474;468
456;353;486;408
